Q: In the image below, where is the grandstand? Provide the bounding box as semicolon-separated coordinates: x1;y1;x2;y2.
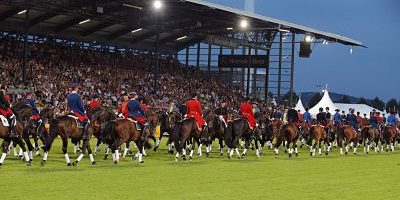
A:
0;0;363;105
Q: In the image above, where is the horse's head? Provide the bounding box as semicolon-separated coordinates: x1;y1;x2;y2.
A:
12;104;33;123
167;112;181;130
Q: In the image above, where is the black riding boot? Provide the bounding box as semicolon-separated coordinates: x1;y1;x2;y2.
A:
81;121;89;140
7;116;16;138
140;124;148;142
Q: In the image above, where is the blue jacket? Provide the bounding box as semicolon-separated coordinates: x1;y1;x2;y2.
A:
25;98;39;115
302;112;312;122
347;114;359;129
382;117;387;123
387;114;397;127
333;113;342;123
370;116;378;127
127;99;145;118
67;93;86;115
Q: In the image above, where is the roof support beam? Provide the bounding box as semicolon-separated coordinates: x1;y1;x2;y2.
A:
54;18;81;33
131;31;158;44
29;12;57;28
81;22;112;36
0;8;20;23
175;36;206;52
107;27;134;41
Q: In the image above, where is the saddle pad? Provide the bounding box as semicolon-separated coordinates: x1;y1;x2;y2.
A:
67;115;83;128
126;118;141;131
0;115;9;127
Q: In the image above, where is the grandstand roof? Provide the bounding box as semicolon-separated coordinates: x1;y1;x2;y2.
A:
0;0;364;52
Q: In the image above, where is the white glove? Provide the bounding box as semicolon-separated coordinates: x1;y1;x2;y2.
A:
118;113;124;118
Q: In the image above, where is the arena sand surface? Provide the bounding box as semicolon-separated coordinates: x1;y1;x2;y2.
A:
0;138;399;200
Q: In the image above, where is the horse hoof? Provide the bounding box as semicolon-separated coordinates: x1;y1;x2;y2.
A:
206;153;209;157
168;150;174;155
29;159;33;162
37;154;41;157
92;161;96;165
67;162;72;167
40;161;46;166
345;152;348;155
139;161;144;164
220;153;224;156
354;153;357;155
0;163;2;167
289;153;292;158
175;157;178;162
189;156;192;160
325;152;328;156
113;161;118;165
72;162;77;166
295;153;298;157
310;152;312;156
26;161;31;166
143;154;148;157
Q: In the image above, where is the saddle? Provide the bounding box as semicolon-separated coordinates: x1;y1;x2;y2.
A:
0;115;10;127
67;115;85;128
126;118;142;131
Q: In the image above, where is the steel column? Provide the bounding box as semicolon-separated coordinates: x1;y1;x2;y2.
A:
289;33;296;106
23;8;30;86
277;32;283;97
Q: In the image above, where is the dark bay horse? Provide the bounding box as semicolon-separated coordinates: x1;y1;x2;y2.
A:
173;117;203;161
382;125;397;152
253;112;273;156
273;122;299;158
156;111;182;154
41;114;96;166
0;102;32;166
360;125;380;154
203;110;226;156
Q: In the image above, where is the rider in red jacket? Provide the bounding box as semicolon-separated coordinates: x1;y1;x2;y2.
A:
240;97;256;130
186;93;205;132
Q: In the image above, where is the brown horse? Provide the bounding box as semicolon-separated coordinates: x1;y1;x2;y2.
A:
306;125;329;156
108;118;151;164
382;125;397;152
337;125;359;155
360;125;380;154
35;107;55;156
41;115;96;166
254;112;273;155
273;122;299;158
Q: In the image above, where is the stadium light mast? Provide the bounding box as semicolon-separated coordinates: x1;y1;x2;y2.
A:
153;0;162;94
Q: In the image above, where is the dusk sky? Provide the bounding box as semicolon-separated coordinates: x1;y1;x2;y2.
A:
206;0;400;101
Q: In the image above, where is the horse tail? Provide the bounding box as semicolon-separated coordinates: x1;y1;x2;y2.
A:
44;118;59;152
224;122;234;148
105;120;116;145
172;122;182;151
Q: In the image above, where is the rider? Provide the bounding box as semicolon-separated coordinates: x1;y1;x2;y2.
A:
382;113;387;124
387;111;398;132
138;96;148;112
333;109;343;128
346;109;360;133
369;111;379;130
316;107;327;126
287;108;299;125
67;83;89;139
88;94;101;109
325;107;331;120
25;90;41;125
302;107;312;128
240;97;256;130
186;92;206;132
127;92;148;142
117;93;129;118
0;84;16;138
215;101;228;128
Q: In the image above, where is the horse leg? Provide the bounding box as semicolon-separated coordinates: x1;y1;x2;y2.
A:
86;139;96;165
318;139;322;156
134;141;144;164
254;137;260;158
94;138;102;155
219;138;224;156
73;139;88;166
22;130;34;161
13;137;30;166
0;139;10;166
338;137;344;155
274;137;283;158
353;137;357;155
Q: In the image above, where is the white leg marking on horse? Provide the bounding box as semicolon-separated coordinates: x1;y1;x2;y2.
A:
73;145;77;155
182;148;186;156
138;153;143;163
295;147;298;154
229;149;234;158
64;153;71;164
274;148;279;155
353;147;357;154
168;143;171;151
112;153;116;162
345;146;349;153
312;149;316;157
190;150;194;158
43;152;48;161
29;151;33;160
235;148;240;157
340;148;343;155
13;147;18;157
89;154;94;163
123;148;129;158
0;153;7;164
175;152;179;159
364;147;367;154
18;148;23;156
256;149;260;158
142;147;147;156
367;145;370;153
318;148;322;155
105;148;110;155
198;144;202;156
115;150;120;162
76;153;84;162
243;148;247;155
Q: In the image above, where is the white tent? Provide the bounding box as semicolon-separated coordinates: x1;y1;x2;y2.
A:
294;99;306;114
309;89;338;116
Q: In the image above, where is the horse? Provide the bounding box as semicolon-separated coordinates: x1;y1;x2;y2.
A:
336;125;359;155
360;125;380;154
173;116;204;161
382;124;397;152
0;104;32;166
306;125;330;156
224;116;260;159
273;122;299;158
253;112;273;156
155;111;182;153
107;117;152;164
41;113;96;166
203;110;226;156
299;120;310;148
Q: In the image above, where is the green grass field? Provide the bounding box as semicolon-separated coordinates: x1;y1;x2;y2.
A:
0;138;399;200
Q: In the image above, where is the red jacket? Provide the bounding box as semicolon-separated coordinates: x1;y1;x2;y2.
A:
240;102;256;128
141;103;148;112
118;101;129;118
186;99;205;128
88;101;101;109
